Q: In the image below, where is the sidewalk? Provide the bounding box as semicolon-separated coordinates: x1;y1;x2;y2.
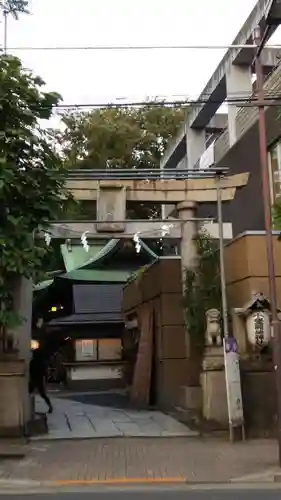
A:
34;393;197;439
0;437;277;484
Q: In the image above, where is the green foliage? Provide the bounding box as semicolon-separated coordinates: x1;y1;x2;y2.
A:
183;231;221;347
0;55;69;335
56;105;186;218
58;106;186;170
0;0;29;17
272;199;281;233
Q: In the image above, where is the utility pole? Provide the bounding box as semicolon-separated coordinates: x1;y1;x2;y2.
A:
253;25;281;467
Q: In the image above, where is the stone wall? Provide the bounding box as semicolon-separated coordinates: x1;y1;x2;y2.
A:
0;360;27;437
223;231;280;436
124;234;281;435
123;257;201;411
225;231;281;308
198;232;281;436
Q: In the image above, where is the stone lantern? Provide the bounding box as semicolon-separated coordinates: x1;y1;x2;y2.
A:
236;293;272;351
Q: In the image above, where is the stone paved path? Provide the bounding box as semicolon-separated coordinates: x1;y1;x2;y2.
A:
34;393;197;439
0;437;277;483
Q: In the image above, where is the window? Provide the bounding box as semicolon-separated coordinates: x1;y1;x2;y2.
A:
98;339;121;360
75;339;97;362
268;140;281;203
75;338;122;362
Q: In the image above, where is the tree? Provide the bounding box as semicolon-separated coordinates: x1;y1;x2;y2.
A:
59;106;186;170
0;0;29;17
57;105;186;219
273;199;281;231
0;54;69;351
184;231;221;347
182;230;221;385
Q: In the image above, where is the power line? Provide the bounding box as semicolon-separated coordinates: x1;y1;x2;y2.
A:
2;95;281;113
0;97;278;114
41;84;281;110
1;43;281;52
46;96;281;111
3;89;281;111
7;87;281;100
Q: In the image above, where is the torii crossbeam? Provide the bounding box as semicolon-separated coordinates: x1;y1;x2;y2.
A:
48;172;249;240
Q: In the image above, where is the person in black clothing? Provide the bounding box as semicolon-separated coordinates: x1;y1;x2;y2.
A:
29;347;53;413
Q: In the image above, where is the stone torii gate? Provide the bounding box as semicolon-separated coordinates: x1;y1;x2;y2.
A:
49;172;249;274
1;171;248;438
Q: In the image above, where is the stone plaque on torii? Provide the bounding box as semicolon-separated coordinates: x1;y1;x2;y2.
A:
47;172;249;272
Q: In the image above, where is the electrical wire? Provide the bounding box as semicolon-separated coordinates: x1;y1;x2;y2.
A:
28;83;281;111
3;80;281;110
2;44;281;52
37;95;281;111
2;59;281;112
2;95;281;113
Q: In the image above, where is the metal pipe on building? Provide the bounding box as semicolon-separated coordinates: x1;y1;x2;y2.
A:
253;25;281;466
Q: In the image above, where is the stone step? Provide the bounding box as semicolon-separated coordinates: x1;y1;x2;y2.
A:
26;412;48;437
0;438;28;459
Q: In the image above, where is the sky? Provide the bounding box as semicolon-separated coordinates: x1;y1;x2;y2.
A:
2;0;281;124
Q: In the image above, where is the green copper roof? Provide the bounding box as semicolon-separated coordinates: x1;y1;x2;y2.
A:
78;238;158;271
35;238;159;289
60;243;105;272
80;239;120;270
60;268;133;282
58;238;158;283
33;279;54;292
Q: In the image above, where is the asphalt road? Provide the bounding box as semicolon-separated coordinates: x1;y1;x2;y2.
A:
1;488;281;500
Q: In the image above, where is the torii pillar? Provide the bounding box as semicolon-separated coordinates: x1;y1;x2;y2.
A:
176;201;197;365
177;201;198;272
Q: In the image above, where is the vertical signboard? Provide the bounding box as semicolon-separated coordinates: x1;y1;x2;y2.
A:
223;336;245;441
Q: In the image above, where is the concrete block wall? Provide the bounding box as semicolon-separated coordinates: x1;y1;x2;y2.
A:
224;232;281;308
123;257;200;410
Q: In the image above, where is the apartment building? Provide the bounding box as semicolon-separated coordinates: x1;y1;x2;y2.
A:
161;0;281;237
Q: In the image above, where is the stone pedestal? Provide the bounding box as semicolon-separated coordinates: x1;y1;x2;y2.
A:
240;357;276;437
0;359;29;437
178;385;202;411
201;347;228;428
12;278;33;427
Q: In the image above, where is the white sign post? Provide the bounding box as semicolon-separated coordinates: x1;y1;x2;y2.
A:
223;336;245;441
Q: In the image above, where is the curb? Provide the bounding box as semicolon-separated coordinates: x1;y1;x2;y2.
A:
0;478;187;490
30;432;199;442
54;477;187;486
1;478;281;491
230;469;281;484
0;453;26;460
0;479;44;489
